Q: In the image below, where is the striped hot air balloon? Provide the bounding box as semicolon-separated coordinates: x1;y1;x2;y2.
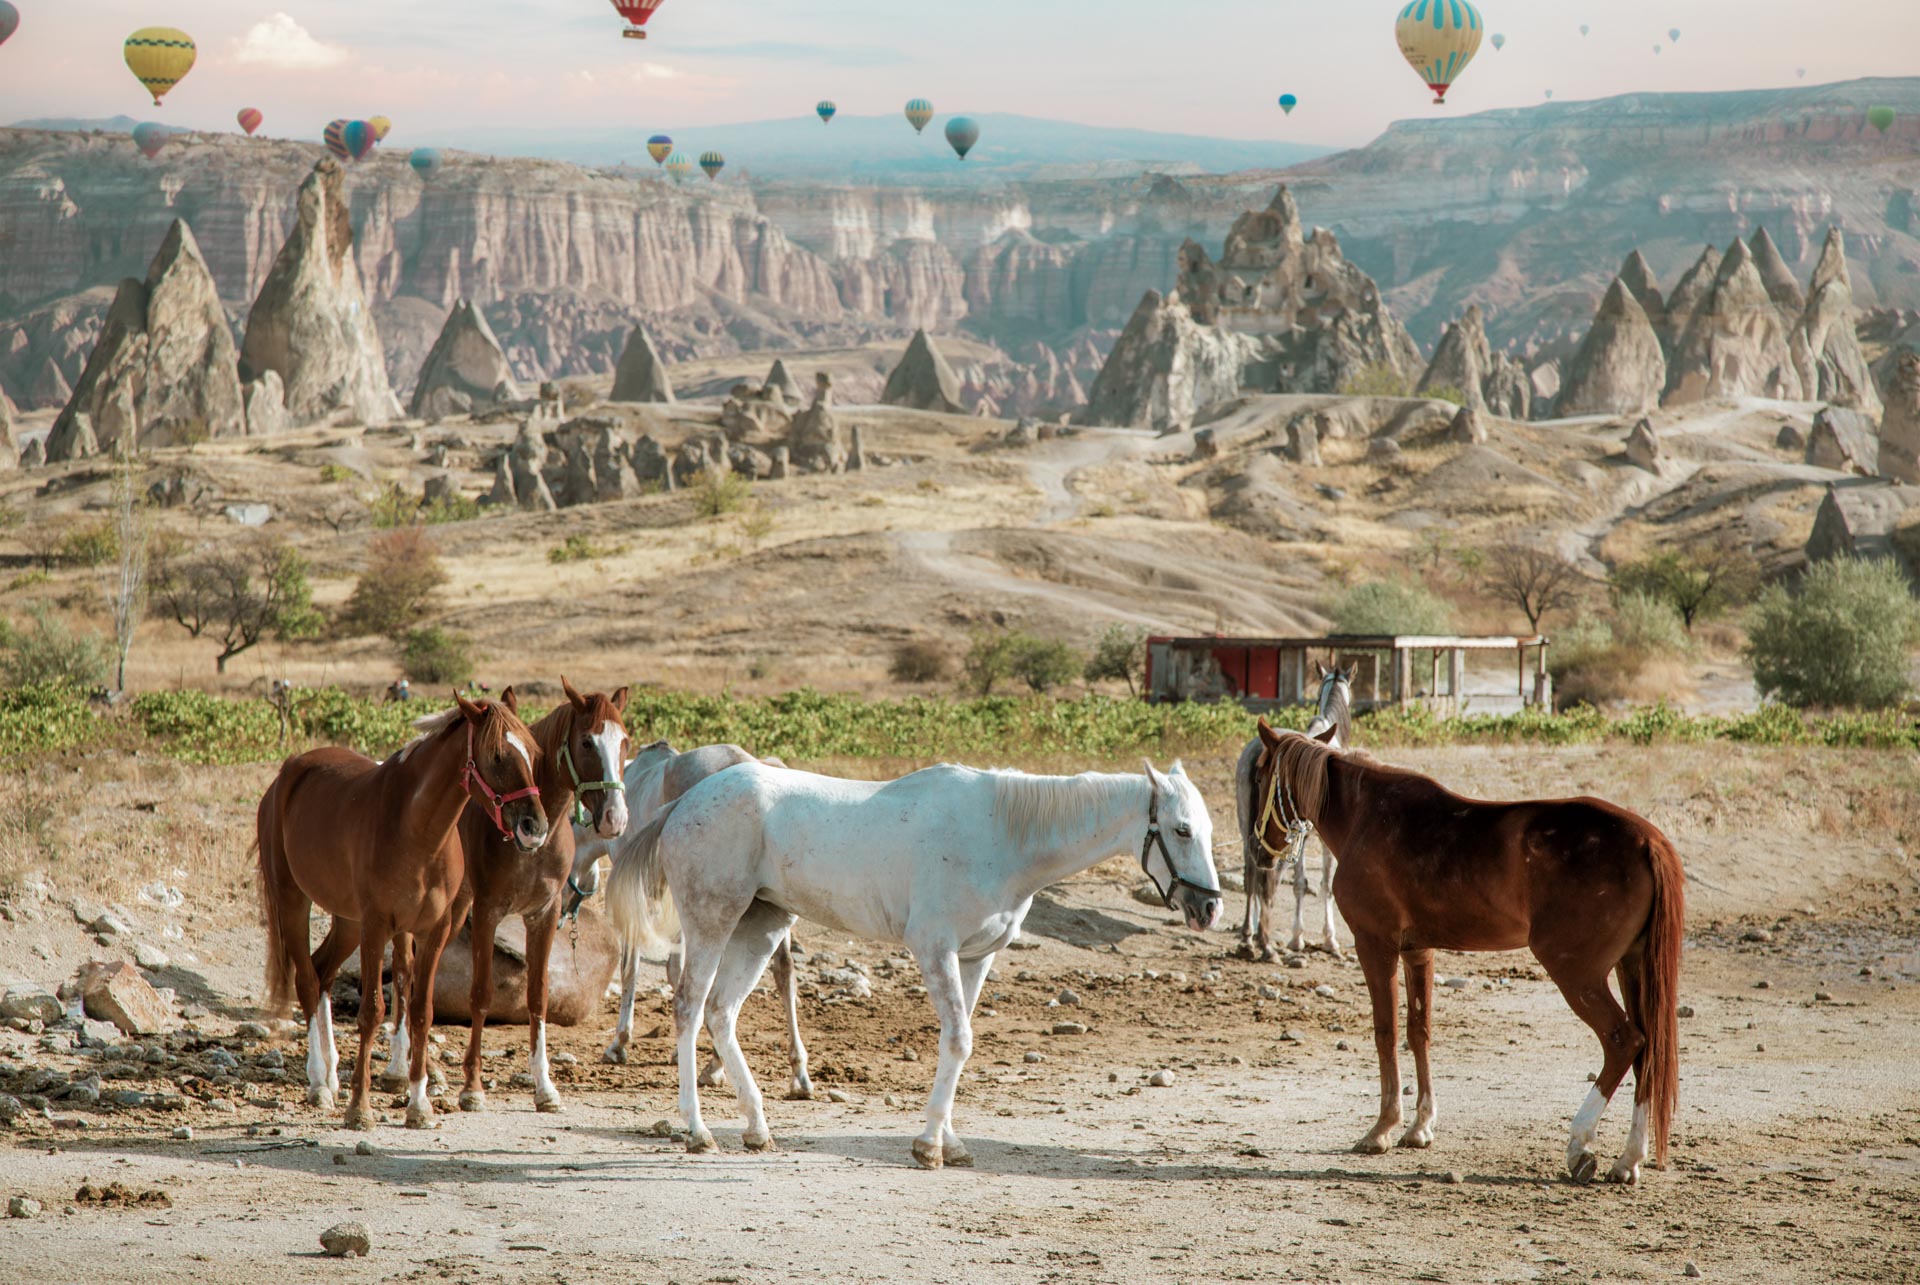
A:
904;98;934;134
132;121;171;159
1394;1;1484;106
124;27;196;106
665;151;693;181
410;148;443;181
944;117;979;161
323;119;351;159
612;0;665;39
0;3;19;47
699;150;725;180
646;134;673;164
237;108;263;137
817;100;837;124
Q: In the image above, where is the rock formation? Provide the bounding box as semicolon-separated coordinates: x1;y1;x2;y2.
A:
1617;250;1668;338
1557;280;1667;416
47;220;244;458
44;410;98;462
1660;245;1722;357
1447;405;1488;445
241;161;401;427
788;373;848;473
764;359;803;404
880;329;965;414
410;299;521;420
610;324;674;403
1807;480;1920;571
1663;238;1802;404
244;372;290;437
1082;290;1260;433
1880;349;1920;485
1805;406;1878;476
0;394;15;471
1483;352;1531;420
1625;418;1663;471
1748;227;1806;316
1419;307;1492;412
1789;230;1881;417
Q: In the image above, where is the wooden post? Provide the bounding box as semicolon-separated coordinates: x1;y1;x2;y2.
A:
1394;646;1412;709
1534;641;1551;709
1449;648;1466;714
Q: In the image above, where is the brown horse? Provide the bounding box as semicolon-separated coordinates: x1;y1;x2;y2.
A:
256;692;548;1129
385;679;630;1114
1250;720;1683;1184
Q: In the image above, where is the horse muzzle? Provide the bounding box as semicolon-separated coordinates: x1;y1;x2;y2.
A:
595;793;630;840
512;813;550;854
1180;887;1225;933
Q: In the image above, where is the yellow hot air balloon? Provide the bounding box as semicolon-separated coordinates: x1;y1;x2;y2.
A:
1394;1;1484;105
124;27;197;106
369;116;393;142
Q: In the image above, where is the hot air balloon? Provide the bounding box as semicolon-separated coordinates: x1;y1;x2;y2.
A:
1278;93;1298;115
1796;67;1807;79
1544;89;1555;99
1580;24;1590;36
1868;107;1895;134
369;116;392;142
665;151;693;181
698;150;725;180
0;2;19;46
132;122;170;159
945;116;979;161
124;27;196;106
237;108;263;137
344;120;376;161
647;134;673;165
1491;32;1506;50
323;119;351;160
1395;0;1485;106
410;148;443;180
816;100;837;124
1669;28;1680;42
905;99;934;134
1653;44;1662;55
612;0;665;39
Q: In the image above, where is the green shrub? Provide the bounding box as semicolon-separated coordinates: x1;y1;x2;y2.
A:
692;469;750;520
2;605;110;688
1008;634;1082;694
420;493;483;525
59;522;119;569
318;463;355;485
961;630;1017;696
1745;558;1920;709
889;639;951;684
548;533;624;564
1340;363;1410;398
1612;591;1690;657
1612;543;1758;631
402;627;475;686
1083;625;1147;696
1330;579;1455;636
1421;384;1468;407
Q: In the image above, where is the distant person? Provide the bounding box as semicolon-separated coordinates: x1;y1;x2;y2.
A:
385;678;412;704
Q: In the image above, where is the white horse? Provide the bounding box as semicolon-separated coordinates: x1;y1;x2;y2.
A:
608;759;1223;1168
1235;662;1353;960
567;741;810;1096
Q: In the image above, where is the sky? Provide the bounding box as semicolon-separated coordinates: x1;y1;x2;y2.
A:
1;1;1916;153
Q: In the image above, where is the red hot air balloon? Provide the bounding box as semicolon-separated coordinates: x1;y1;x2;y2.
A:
611;0;665;39
237;108;263;136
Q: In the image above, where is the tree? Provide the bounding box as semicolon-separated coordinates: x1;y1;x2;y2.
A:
889;639;951;684
1084;624;1147;696
1008;634;1082;694
341;527;446;639
101;440;153;691
1483;541;1583;632
1612;541;1759;632
1745;557;1920;709
961;630;1017;696
151;537;323;673
1330;579;1455;636
19;517;68;574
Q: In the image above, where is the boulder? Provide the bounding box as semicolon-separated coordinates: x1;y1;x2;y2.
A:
1776;422;1806;451
240;160;402;427
1483;352;1532;420
728;443;774;479
0;983;62;1025
610;324;674;403
1447;405;1488;444
1284;413;1323;465
242;371;290;437
484;455;517;507
48;220;246;455
422;473;460;506
1528;359;1562;407
847;423;867;471
770;446;790;480
20;438;46;469
1790;229;1882;417
1664;238;1803;405
75;961;169;1036
1558;280;1667;416
1418;306;1491;412
508;420;548;499
562;438;596;507
1625;418;1663;471
409;299;521;420
719;384;792;439
593;426;630;502
1805;406;1879;476
630;433;670;486
1806;480;1920;569
880;329;965;414
1880;348;1920;485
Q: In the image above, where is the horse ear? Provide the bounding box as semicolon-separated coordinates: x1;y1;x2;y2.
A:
561;676;586;710
1312;660;1326;680
1140;759;1169;792
500;686;519;715
455;692;484;722
609;685;630;714
1256;717;1284;748
1312;723;1339;745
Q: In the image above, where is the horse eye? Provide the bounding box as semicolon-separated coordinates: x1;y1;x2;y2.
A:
1175;824;1193;839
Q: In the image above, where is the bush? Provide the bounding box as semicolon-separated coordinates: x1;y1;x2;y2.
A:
1330;579;1455;636
1;605;110;688
59;522;119;568
401;627;475;686
1612;591;1689;657
1340;363;1410;398
889;639;951;684
548;533;624;564
692;469;751;519
1008;634;1082;694
342;528;446;639
1548;596;1689;710
318;463;355;485
1612;543;1758;631
1084;624;1147;696
1745;558;1920;709
1421;384;1468;407
961;630;1016;696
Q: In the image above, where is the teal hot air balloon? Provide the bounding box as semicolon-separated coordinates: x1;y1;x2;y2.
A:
132;121;171;159
1278;93;1298;115
944;116;978;161
665;151;693;181
816;100;836;124
1579;23;1590;36
343;119;375;160
698;150;725;180
1491;32;1506;50
904;98;934;133
409;148;443;180
0;2;18;46
1669;28;1681;42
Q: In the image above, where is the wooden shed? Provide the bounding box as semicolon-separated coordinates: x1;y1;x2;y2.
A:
1144;634;1551;715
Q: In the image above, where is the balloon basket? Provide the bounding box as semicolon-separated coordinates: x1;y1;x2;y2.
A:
622;28;647;40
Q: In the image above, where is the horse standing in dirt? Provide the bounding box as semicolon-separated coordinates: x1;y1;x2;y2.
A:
255;693;548;1129
567;742;811;1098
1236;662;1352;960
384;680;630;1114
1248;720;1683;1183
609;759;1222;1168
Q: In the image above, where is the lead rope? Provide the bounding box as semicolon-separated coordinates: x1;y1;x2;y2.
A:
1255;753;1313;874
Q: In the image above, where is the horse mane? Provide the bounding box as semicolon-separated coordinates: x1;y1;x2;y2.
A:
1308;672;1355;747
393;702;510;765
1271;732;1340;825
990;769;1143;848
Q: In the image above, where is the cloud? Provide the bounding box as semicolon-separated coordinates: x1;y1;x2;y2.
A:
671;41;907;68
230;13;349;70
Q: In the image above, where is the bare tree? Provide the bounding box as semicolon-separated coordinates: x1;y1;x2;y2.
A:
151;536;322;673
20;515;68;574
1483;541;1584;632
101;441;152;692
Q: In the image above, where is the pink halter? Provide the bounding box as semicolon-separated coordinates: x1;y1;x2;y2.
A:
461;720;541;839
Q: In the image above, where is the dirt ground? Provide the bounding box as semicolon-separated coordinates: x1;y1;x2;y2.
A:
2;742;1917;1284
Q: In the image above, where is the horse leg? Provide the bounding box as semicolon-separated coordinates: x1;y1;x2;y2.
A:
774;934;813;1100
272;893;332;1110
1352;931;1403;1154
701;901;793;1151
1319;847;1343;958
907;945;977;1170
936;952;994;1167
1609;949;1653;1185
603;941;640;1065
673;929;729;1153
460;907;500;1112
524;907;564;1113
383;933;413;1089
1287;849;1310;954
1540;954;1645;1184
345;919;390;1130
1252;862;1279;963
1398;948;1438;1148
405;914;457;1130
1238;847;1260;958
310;919;362;1108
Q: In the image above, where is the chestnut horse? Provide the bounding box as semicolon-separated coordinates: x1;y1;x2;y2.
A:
1249;720;1683;1184
383;679;631;1114
256;692;548;1129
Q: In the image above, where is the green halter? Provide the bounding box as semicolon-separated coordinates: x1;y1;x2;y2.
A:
559;741;622;829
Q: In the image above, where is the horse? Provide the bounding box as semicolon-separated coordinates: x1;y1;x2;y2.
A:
1248;720;1683;1184
382;679;630;1114
608;759;1223;1168
255;692;548;1130
1235;662;1353;960
567;742;811;1098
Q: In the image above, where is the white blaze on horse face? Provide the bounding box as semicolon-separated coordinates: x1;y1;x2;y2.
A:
590;725;630;835
505;730;533;774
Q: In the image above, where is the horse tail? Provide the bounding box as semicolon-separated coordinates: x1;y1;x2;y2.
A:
607;796;683;960
254;775;296;1019
1639;827;1686;1166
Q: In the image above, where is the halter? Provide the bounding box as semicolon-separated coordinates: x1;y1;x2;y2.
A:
1139;790;1223;910
559;740;622;829
1254;747;1314;873
462;722;542;840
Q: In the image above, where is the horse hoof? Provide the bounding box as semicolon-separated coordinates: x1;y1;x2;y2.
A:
910;1138;944;1170
1257;948;1277;964
698;1069;728;1089
786;1079;814;1101
1396;1129;1433;1150
405;1108;434;1131
944;1141;974;1168
343;1105;374;1132
1352;1136;1391;1156
308;1087;335;1110
742;1129;775;1152
535;1097;564;1115
685;1129;717;1154
458;1090;487;1113
377;1071;408;1091
1569;1151;1599;1185
1607;1162;1640;1186
601;1044;628;1066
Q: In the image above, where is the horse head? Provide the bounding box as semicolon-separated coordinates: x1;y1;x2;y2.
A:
561;676;633;840
1142;760;1224;933
457;689;549;854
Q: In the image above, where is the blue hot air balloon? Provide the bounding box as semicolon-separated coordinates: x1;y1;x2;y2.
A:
945;116;978;160
409;148;443;180
1278;93;1298;115
342;119;374;161
816;100;836;124
1491;32;1506;50
132;121;171;159
665;151;693;181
